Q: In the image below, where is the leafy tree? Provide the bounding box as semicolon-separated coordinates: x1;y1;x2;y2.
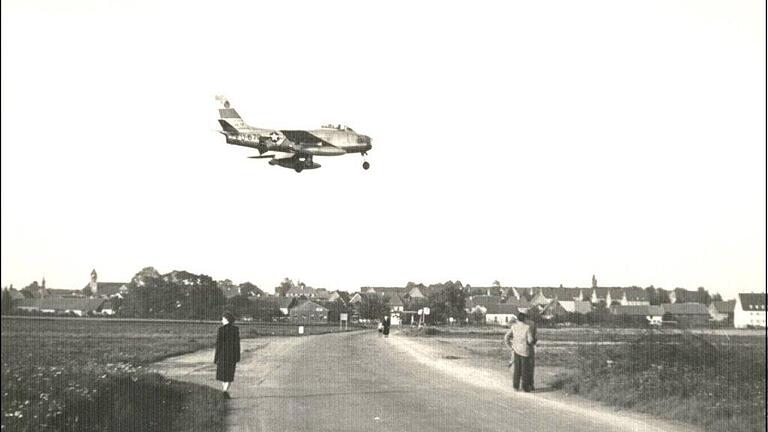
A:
120;268;224;319
711;293;723;303
425;281;467;323
228;295;254;319
696;287;711;305
469;308;485;324
275;278;296;297
657;288;671;304
130;267;162;287
239;282;262;297
184;282;226;319
645;286;659;305
359;294;390;320
1;289;12;315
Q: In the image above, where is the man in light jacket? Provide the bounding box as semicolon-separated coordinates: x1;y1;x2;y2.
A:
504;312;535;392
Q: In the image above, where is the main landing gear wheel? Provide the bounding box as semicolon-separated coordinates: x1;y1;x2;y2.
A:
295;165;304;173
362;161;370;170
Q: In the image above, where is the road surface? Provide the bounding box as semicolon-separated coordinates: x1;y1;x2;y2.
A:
154;330;700;432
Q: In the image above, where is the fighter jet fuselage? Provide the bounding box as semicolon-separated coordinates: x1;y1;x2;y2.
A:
216;96;372;172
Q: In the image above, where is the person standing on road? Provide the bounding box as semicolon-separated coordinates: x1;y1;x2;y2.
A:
503;312;535;392
214;311;241;399
382;315;391;338
528;317;538;391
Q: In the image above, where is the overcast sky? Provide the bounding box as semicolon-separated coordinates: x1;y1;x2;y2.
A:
1;0;764;297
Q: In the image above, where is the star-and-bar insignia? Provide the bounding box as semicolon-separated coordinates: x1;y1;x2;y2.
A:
270;132;280;143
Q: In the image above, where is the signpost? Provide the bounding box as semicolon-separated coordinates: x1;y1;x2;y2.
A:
340;313;349;330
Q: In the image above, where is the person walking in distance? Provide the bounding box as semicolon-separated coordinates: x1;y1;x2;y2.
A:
382;315;391;338
214;311;241;399
504;312;535;392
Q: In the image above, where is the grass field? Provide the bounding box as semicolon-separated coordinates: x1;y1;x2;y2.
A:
1;317;360;432
1;318;228;432
401;325;767;432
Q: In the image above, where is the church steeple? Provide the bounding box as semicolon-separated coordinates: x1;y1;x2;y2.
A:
592;274;597;289
89;269;98;296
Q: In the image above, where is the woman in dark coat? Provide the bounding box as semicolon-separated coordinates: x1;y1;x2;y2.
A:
214;311;240;398
382;315;391;337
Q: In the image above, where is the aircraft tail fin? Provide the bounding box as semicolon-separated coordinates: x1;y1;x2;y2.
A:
215;95;248;132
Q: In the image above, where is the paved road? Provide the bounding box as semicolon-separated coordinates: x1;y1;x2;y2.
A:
155;331;700;432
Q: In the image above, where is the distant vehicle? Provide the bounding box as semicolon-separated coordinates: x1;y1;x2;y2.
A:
215;96;373;173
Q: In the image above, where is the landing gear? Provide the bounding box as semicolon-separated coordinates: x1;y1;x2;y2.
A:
362;161;370;170
295;164;304;173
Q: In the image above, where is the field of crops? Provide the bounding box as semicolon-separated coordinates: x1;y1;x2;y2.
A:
1;317;357;432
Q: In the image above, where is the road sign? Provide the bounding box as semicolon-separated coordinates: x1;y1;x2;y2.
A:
340;313;348;321
423;307;430;315
418;309;423;315
298;326;304;335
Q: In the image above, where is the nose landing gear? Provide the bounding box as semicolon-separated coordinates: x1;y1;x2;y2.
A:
362;161;370;170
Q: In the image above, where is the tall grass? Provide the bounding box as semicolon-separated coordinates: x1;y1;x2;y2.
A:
550;331;766;432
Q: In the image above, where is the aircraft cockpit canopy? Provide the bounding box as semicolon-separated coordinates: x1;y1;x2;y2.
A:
321;124;355;132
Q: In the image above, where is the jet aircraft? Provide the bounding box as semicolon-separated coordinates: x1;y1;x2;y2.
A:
215;96;372;172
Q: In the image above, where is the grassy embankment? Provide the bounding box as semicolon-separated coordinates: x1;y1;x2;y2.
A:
1;318;225;432
404;325;766;432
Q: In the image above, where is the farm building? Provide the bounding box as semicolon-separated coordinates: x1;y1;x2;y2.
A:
289;300;329;322
708;300;735;323
734;293;766;329
485;303;519;326
611;305;664;325
661;303;709;326
15;298;106;316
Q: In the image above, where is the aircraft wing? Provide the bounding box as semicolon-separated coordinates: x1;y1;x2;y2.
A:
280;130;327;145
280;130;346;156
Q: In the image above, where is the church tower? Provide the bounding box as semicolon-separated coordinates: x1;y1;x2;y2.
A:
90;269;98;296
591;274;597;289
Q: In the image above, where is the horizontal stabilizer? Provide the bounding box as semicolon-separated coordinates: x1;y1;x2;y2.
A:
218;119;240;133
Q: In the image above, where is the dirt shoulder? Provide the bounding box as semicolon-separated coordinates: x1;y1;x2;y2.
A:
386;330;702;432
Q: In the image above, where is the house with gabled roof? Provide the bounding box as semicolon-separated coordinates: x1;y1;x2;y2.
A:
541;300;571;320
662;302;709;326
407;285;439;299
328;290;351;305
734;293;766;328
611;304;664;319
484;303;519;326
620;287;650;306
313;288;332;300
285;284;317;298
465;295;501;313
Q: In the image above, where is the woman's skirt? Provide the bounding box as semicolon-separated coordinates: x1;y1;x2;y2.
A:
216;362;236;382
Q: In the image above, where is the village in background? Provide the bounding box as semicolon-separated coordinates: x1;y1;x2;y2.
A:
1;268;765;329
